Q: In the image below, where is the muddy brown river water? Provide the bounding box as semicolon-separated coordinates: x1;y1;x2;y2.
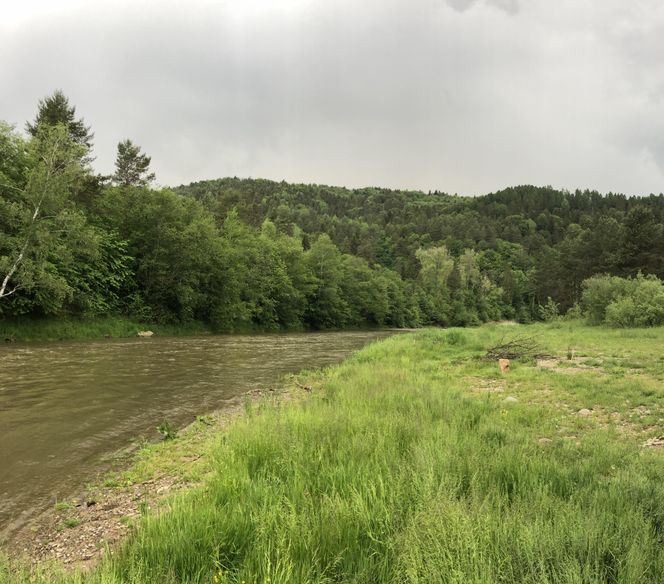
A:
0;331;395;541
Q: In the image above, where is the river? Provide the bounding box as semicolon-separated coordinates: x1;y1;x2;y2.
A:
0;331;394;542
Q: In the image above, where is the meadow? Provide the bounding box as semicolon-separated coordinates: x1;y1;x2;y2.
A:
3;322;664;583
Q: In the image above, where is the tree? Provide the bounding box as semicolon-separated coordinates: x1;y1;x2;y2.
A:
304;234;349;328
416;245;454;324
95;185;222;322
25;91;103;207
621;206;663;277
0;124;101;310
458;249;480;288
26;90;93;152
113;139;155;187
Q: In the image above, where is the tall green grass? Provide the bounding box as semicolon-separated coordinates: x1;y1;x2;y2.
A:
5;324;664;582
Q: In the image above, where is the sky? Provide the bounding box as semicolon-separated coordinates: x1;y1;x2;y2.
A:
1;0;663;196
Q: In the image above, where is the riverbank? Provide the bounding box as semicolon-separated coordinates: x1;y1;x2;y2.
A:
4;323;664;582
0;317;213;344
0;330;391;551
2;386;291;570
0;317;405;344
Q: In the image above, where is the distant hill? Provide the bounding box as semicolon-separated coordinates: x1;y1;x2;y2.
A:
175;179;664;312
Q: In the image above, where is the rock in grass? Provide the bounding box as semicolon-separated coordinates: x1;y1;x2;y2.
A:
504;396;518;403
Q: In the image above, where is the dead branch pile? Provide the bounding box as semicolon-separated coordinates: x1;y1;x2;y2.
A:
484;335;546;361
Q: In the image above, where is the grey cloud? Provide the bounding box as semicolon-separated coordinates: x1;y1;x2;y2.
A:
647;140;664;178
445;0;479;12
487;0;519;15
1;0;663;196
445;0;519;15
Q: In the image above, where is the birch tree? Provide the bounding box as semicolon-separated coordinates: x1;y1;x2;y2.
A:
416;245;454;324
416;245;454;295
0;124;95;308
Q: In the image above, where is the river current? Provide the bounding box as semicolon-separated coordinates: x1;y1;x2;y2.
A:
0;331;394;541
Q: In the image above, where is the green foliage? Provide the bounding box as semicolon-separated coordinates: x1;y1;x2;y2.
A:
113;139;155;187
25;89;93;152
94;186;222;322
539;296;560;321
581;274;631;324
304;234;351;328
0;124;102;314
415;245;453;323
581;274;664;327
177;178;664;324
0;122;29;187
5;93;664;334
157;420;177;441
605;283;664;328
564;302;583;320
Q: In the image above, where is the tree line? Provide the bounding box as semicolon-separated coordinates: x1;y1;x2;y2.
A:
176;179;664;323
2;91;663;331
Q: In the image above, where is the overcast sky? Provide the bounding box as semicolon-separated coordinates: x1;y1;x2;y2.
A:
2;0;663;196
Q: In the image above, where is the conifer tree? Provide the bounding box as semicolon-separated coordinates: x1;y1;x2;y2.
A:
26;90;94;151
113;139;156;187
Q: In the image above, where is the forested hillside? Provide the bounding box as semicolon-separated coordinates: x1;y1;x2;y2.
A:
175;178;664;320
2;92;664;332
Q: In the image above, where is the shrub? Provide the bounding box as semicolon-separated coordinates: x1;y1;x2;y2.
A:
564;302;583;320
581;275;634;324
539;297;560;322
581;273;664;327
605;296;639;327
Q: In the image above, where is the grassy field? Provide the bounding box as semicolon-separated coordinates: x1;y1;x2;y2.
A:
4;322;664;583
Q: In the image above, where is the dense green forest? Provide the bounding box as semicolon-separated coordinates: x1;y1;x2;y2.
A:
2;91;664;331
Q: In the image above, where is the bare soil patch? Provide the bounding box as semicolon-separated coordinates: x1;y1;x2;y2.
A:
536;357;604;374
468;377;506;393
11;475;184;570
643;436;664;449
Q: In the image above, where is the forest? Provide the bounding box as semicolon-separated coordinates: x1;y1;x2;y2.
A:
2;91;664;332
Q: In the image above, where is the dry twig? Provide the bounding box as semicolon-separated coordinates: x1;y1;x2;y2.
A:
484;335;546;361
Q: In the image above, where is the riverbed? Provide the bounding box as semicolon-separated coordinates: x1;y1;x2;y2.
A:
0;331;394;541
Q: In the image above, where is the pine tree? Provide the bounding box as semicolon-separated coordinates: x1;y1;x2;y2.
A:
26;90;94;151
113;139;156;187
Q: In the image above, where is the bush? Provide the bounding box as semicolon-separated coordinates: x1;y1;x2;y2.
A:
605;296;639;327
564;302;583;321
581;273;664;327
539;297;560;322
581;275;633;324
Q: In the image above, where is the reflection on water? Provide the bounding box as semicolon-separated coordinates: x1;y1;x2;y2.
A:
0;331;394;539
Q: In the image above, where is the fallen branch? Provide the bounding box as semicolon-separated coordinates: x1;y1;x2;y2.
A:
484;335;547;361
